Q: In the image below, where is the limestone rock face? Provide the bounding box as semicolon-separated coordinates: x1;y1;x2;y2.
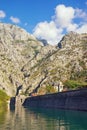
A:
23;32;87;95
0;23;43;95
0;23;87;96
0;23;56;96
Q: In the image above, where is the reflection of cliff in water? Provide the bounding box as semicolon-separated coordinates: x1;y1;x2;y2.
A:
0;107;7;124
26;107;87;130
1;104;87;130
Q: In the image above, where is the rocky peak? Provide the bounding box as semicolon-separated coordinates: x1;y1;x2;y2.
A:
38;39;49;46
0;22;36;41
58;31;84;49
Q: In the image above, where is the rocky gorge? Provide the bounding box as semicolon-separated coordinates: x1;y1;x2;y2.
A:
0;23;87;98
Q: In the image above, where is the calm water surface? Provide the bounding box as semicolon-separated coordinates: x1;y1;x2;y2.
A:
0;105;87;130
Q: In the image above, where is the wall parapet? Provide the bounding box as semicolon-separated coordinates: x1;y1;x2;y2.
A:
23;88;87;111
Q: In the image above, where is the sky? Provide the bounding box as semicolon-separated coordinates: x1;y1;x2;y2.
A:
0;0;87;45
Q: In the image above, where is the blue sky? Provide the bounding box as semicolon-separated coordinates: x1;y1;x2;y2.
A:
0;0;87;45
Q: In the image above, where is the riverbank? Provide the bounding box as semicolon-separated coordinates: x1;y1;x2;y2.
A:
23;88;87;111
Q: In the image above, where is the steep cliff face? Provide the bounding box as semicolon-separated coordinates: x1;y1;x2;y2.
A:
0;23;42;95
23;32;87;94
0;23;56;96
0;23;87;96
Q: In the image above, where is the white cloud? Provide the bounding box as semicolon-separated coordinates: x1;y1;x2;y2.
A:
75;8;87;20
33;4;87;45
33;21;63;45
54;4;75;28
0;10;6;18
10;16;20;24
66;23;78;32
76;24;87;33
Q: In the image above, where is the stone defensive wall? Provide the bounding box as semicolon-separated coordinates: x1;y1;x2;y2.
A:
23;88;87;111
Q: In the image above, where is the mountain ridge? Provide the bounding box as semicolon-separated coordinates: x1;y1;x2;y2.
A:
0;23;87;96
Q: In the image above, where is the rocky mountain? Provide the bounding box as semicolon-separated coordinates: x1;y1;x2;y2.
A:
0;23;87;96
0;23;56;96
38;39;49;46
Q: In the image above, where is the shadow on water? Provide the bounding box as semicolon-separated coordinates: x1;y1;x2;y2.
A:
25;106;87;130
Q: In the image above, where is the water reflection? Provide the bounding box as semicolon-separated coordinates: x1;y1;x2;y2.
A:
0;104;87;130
26;107;87;130
0;106;7;124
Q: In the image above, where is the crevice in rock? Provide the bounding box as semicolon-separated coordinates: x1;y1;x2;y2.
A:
25;85;32;95
16;85;22;96
30;74;48;95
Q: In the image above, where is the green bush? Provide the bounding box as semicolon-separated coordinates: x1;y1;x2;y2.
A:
46;85;56;94
0;90;9;108
64;80;87;89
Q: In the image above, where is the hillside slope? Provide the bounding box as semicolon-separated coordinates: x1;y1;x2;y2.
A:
0;23;56;96
23;32;87;95
0;23;87;96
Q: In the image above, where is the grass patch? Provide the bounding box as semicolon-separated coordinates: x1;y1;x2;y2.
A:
46;85;56;94
0;90;10;108
64;80;87;89
0;90;9;124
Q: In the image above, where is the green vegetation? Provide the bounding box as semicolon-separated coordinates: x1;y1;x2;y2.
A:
0;90;9;124
46;85;56;94
64;80;87;89
38;85;57;95
0;109;6;124
0;90;9;109
70;70;87;81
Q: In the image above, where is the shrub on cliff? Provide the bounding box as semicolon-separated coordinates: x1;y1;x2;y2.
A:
64;80;87;89
0;90;9;108
46;85;56;94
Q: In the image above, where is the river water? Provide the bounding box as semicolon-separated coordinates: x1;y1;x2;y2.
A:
0;104;87;130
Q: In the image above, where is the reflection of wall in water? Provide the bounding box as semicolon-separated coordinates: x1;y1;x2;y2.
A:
1;106;87;130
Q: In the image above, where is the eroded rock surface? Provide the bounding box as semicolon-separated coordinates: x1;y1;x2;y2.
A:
0;23;87;96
